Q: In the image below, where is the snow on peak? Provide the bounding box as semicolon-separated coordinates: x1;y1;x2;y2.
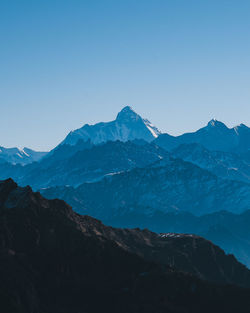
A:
116;106;161;137
143;119;161;138
116;106;139;121
60;106;161;146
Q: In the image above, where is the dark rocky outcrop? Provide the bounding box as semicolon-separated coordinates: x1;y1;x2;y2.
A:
1;179;250;313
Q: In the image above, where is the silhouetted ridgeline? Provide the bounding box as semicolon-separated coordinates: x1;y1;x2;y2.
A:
1;179;250;313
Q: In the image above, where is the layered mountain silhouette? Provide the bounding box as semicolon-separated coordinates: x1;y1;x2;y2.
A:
2;179;250;313
89;208;250;268
0;140;169;189
1;106;250;272
42;157;250;217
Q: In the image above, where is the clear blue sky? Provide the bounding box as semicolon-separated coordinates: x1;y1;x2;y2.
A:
1;0;250;151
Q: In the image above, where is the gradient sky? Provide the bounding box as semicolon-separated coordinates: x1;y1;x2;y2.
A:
0;0;250;151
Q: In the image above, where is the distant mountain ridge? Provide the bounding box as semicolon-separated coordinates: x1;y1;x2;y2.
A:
172;143;250;183
0;140;170;189
155;119;250;153
42;157;250;217
0;146;47;165
1;107;249;161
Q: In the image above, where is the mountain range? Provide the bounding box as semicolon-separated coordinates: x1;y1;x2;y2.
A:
3;106;249;163
1;178;250;313
1;106;250;270
42;156;250;217
0;140;169;188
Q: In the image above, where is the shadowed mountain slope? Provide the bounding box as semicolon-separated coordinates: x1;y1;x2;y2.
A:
1;179;250;313
0;140;169;189
42;158;250;216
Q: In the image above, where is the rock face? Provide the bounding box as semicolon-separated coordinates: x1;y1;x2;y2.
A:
1;179;250;313
155;120;250;153
60;106;161;145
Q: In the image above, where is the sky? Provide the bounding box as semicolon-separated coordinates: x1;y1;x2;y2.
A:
0;0;250;151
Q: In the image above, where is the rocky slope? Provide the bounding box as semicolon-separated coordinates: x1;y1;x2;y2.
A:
96;209;250;268
77;215;250;286
1;179;250;313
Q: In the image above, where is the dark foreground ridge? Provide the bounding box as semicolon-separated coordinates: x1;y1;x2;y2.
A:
1;179;250;313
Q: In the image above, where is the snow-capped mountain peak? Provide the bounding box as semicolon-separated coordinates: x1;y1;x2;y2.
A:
116;106;139;121
60;106;161;146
